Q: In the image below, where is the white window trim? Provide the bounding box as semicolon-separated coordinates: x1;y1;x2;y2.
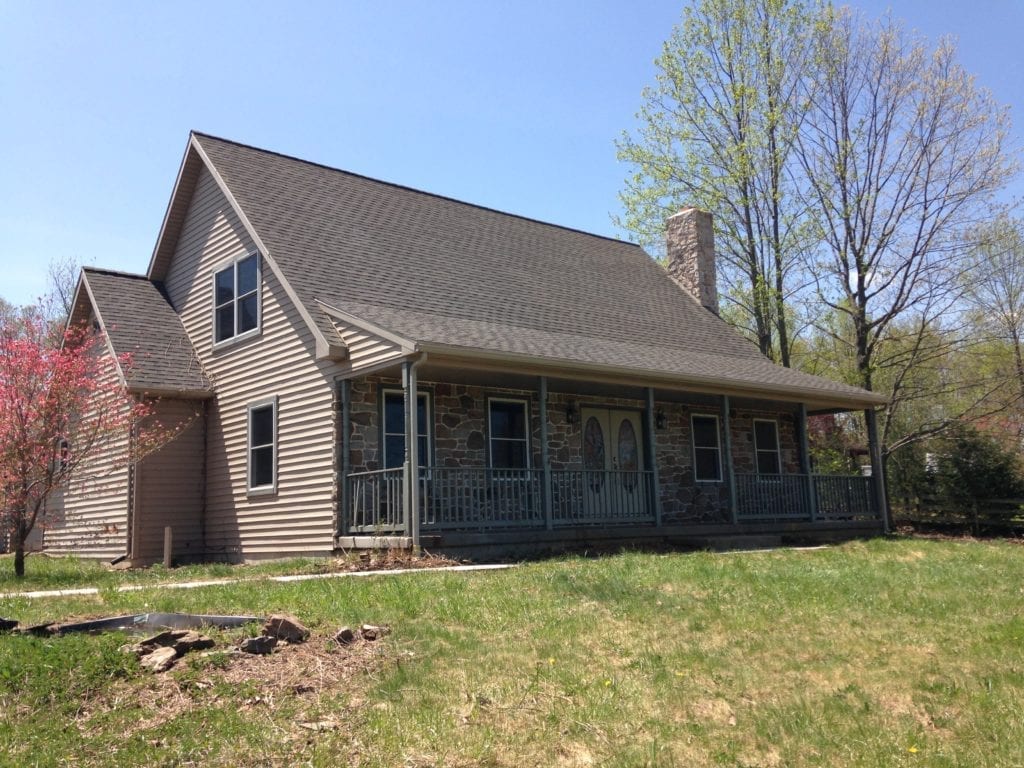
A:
691;413;723;483
753;418;782;475
382;389;432;470
247;395;278;495
212;251;261;350
487;397;531;470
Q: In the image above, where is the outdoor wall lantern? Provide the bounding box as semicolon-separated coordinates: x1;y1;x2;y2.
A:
565;401;579;425
655;408;667;430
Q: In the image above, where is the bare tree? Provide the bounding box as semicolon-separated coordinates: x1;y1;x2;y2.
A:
962;215;1024;444
796;9;1017;454
46;255;82;324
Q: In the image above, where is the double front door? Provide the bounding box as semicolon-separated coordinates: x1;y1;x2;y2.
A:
580;408;650;520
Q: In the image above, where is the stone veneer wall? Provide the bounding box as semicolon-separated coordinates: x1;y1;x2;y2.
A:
346;377;802;526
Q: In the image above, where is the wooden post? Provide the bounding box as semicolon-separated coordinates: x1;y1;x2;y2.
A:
645;387;663;527
799;403;818;522
540;376;553;530
722;395;737;524
402;361;413;540
162;527;173;569
404;359;421;550
865;408;890;533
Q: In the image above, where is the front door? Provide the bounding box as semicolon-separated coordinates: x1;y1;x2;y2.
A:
580;408;649;521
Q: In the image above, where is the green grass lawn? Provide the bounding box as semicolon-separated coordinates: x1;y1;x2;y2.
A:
0;551;390;592
2;538;1024;766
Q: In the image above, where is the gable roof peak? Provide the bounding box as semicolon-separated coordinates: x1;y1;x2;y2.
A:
189;132;640;250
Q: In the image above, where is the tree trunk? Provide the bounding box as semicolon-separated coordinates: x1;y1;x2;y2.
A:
13;520;26;578
1011;327;1024;444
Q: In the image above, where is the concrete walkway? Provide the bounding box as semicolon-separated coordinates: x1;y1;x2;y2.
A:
0;563;516;600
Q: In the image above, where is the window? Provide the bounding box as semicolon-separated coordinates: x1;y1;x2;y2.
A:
754;419;781;475
214;252;260;343
248;398;277;492
692;414;722;482
382;390;431;469
489;398;530;469
55;438;70;474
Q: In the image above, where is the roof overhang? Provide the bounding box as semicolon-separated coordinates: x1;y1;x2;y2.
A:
411;343;887;412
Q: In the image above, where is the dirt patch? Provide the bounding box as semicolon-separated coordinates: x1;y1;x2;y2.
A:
690;697;737;726
75;631;395;738
329;549;465;572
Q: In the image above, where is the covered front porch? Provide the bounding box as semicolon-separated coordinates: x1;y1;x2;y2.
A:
332;355;887;552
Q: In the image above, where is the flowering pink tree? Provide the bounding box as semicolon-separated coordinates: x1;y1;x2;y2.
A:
0;307;171;577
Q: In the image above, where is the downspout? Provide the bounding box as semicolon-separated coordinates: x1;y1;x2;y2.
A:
403;352;427;551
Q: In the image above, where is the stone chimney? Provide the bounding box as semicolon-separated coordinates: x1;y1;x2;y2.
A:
665;207;718;314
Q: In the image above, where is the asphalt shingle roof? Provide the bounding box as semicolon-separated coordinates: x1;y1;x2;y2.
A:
84;268;210;395
185;133;879;406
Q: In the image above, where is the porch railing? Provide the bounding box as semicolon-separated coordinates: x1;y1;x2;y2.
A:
551;469;655;525
735;473;878;523
813;474;877;521
735;473;812;521
348;468;405;533
422;468;545;530
345;467;879;534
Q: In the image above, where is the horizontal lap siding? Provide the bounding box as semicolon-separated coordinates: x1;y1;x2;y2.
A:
134;399;205;562
165;167;337;559
333;321;403;370
46;355;130;559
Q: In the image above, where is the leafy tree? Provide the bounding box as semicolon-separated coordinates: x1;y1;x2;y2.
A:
932;424;1024;504
617;0;815;365
0;306;175;577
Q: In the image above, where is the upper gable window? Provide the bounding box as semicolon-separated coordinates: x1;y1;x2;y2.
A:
214;252;260;343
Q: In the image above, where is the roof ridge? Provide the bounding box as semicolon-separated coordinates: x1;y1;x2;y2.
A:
190;131;643;249
83;266;150;280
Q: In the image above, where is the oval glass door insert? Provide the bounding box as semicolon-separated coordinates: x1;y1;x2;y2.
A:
583;416;606;490
617;418;639;491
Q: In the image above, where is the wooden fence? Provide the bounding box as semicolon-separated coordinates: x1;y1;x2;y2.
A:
893;497;1024;536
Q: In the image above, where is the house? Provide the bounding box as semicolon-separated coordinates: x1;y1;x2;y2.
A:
47;132;888;564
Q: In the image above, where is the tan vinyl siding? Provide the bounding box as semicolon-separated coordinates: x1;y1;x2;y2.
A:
133;399;205;562
331;319;404;372
165;166;338;558
46;351;130;560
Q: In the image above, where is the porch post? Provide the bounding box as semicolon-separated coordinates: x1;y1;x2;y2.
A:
402;360;421;547
540;376;553;530
865;408;890;534
722;395;737;524
644;387;663;527
799;403;818;522
337;379;352;536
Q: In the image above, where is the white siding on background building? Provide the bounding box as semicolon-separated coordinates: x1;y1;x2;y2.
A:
164;166;339;559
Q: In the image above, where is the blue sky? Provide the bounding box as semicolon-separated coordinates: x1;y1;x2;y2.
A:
1;0;1022;307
